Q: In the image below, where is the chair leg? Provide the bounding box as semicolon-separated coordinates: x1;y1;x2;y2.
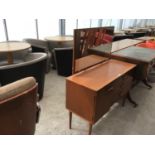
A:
69;111;72;129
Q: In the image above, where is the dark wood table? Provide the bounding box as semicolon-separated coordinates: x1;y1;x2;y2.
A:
89;45;155;88
89;39;143;54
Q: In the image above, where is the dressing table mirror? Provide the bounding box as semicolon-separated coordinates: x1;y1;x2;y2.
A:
72;26;114;73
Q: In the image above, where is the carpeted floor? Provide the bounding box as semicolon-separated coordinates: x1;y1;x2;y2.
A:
35;69;155;135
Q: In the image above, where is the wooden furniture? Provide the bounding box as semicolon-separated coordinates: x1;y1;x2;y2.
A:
88;39;143;55
45;36;73;46
136;36;155;41
74;54;108;73
0;42;31;64
66;59;136;134
0;77;40;134
73;27;114;60
89;45;155;88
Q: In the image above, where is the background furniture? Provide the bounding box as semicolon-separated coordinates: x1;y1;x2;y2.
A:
66;59;136;134
126;32;146;38
45;36;73;69
23;38;51;73
0;77;39;135
136;36;155;41
53;47;73;76
89;45;155;88
0;41;31;64
88;39;143;55
113;34;134;41
0;53;47;100
45;36;73;47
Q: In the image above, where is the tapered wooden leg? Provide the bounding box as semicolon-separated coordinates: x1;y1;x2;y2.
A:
127;92;138;108
88;124;92;135
69;111;72;129
142;79;152;89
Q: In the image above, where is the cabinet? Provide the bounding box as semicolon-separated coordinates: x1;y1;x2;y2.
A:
66;59;136;134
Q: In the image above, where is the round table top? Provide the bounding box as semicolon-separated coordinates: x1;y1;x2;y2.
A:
45;36;73;42
0;41;31;53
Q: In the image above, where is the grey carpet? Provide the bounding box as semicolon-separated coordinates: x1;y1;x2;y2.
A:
35;70;155;135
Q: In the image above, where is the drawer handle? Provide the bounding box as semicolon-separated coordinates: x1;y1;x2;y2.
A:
107;87;114;92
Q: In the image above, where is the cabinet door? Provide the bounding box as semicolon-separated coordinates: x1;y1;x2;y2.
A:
94;77;122;122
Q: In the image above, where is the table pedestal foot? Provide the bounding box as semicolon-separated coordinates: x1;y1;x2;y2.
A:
142;79;152;89
127;92;138;108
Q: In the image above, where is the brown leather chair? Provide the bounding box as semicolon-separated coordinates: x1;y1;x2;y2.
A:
0;77;40;135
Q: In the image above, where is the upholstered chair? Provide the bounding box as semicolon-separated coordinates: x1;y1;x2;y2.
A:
23;38;51;73
0;77;40;135
0;53;47;100
53;47;73;76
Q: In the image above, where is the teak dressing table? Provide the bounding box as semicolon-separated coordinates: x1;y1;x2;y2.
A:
66;27;137;134
66;58;136;134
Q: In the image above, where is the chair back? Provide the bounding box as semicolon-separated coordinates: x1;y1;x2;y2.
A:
0;53;47;100
0;77;38;134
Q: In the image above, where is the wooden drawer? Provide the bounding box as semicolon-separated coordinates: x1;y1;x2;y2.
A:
94;77;122;122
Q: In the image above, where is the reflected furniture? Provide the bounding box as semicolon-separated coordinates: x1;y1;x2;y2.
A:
0;77;39;134
53;47;73;76
89;45;155;88
74;54;108;73
23;38;52;73
0;41;31;64
0;53;47;100
73;26;114;60
66;59;136;134
88;39;143;54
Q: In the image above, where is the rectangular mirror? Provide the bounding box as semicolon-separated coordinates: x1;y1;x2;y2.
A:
73;26;114;73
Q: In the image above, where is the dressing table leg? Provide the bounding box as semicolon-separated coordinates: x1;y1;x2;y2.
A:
142;79;152;89
69;111;72;129
88;123;92;135
127;92;138;108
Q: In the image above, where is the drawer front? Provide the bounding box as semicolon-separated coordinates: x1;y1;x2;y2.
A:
94;77;122;122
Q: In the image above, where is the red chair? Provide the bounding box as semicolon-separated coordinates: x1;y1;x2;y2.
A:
102;34;113;44
137;42;155;49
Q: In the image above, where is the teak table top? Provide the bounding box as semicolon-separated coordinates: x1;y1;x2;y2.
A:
45;36;73;42
90;39;143;54
0;42;31;53
75;54;108;73
68;59;136;91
